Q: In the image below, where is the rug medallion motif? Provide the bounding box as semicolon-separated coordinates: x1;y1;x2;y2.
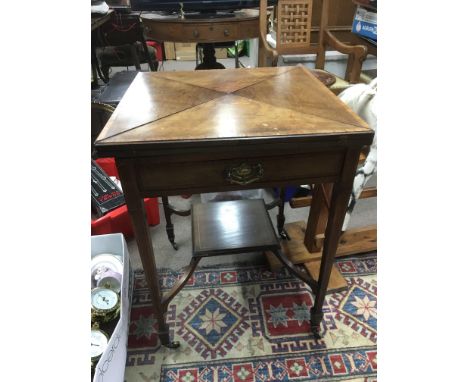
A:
125;253;377;381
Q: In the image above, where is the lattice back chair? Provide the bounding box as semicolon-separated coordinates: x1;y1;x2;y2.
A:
259;0;368;88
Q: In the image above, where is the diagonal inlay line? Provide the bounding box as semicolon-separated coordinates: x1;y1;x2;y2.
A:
154;66;296;94
101;93;369;145
96;75;226;142
97;68;298;142
232;92;368;131
233;66;368;129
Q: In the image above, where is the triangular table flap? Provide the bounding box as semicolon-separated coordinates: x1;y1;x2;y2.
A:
155;66;294;94
234;66;368;128
96;72;223;142
101;94;370;145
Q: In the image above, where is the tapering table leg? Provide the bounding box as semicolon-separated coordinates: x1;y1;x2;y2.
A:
310;148;361;338
116;160;179;348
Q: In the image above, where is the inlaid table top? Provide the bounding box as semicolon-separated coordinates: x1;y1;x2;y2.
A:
95;65;372;153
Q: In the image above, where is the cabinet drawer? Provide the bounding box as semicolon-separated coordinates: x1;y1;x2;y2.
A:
135;151;344;194
181;24;238;41
143;19;259;43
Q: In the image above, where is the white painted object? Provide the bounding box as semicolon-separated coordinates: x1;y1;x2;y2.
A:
339;79;377;231
91;1;109;14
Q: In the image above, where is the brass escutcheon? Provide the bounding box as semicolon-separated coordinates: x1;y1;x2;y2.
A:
225;163;264;185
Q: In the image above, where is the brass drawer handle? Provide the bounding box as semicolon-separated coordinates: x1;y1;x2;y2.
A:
192;29;199;37
224;29;230;36
225;163;264;185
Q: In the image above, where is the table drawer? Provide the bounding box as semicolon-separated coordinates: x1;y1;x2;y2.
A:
135;151;344;193
143;19;259;43
180;24;239;42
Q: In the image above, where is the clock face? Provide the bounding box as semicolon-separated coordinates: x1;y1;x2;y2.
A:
91;329;108;359
91;288;119;311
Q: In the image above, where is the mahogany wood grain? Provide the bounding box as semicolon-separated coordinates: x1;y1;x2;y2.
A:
192;199;279;257
96;66;370;149
155;66;292;93
115;159;173;346
135;151;344;195
310;147;362;330
94;66;374;343
99;74;223;140
141;10;260;43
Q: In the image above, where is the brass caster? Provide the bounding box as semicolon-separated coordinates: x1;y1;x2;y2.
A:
279;229;290;240
165;341;180;349
311;326;322;340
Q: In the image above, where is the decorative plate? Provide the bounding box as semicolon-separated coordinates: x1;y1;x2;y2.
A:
91;253;123;288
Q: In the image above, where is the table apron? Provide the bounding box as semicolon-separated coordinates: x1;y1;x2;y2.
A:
143;19;259;43
131;150;345;196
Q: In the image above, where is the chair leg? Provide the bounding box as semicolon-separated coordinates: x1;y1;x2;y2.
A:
130;44;141;70
277;188;289;240
101;65;110;82
162;196;178;250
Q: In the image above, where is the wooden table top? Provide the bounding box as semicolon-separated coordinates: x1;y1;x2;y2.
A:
140;9;259;23
95;65;372;154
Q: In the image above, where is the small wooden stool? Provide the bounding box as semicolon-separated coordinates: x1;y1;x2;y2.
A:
160;199;319;347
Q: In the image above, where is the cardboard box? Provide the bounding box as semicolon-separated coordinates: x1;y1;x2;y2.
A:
352;6;377;41
164;42;176;60
92;233;133;382
174;44;228;61
175;42;197;61
215;47;228;59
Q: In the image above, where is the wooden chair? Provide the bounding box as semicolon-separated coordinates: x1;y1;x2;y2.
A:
95;12;158;81
259;0;368;93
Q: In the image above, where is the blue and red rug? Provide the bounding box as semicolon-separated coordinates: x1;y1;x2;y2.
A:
125;252;377;382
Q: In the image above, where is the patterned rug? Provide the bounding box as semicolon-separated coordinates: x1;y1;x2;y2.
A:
125;252;377;382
